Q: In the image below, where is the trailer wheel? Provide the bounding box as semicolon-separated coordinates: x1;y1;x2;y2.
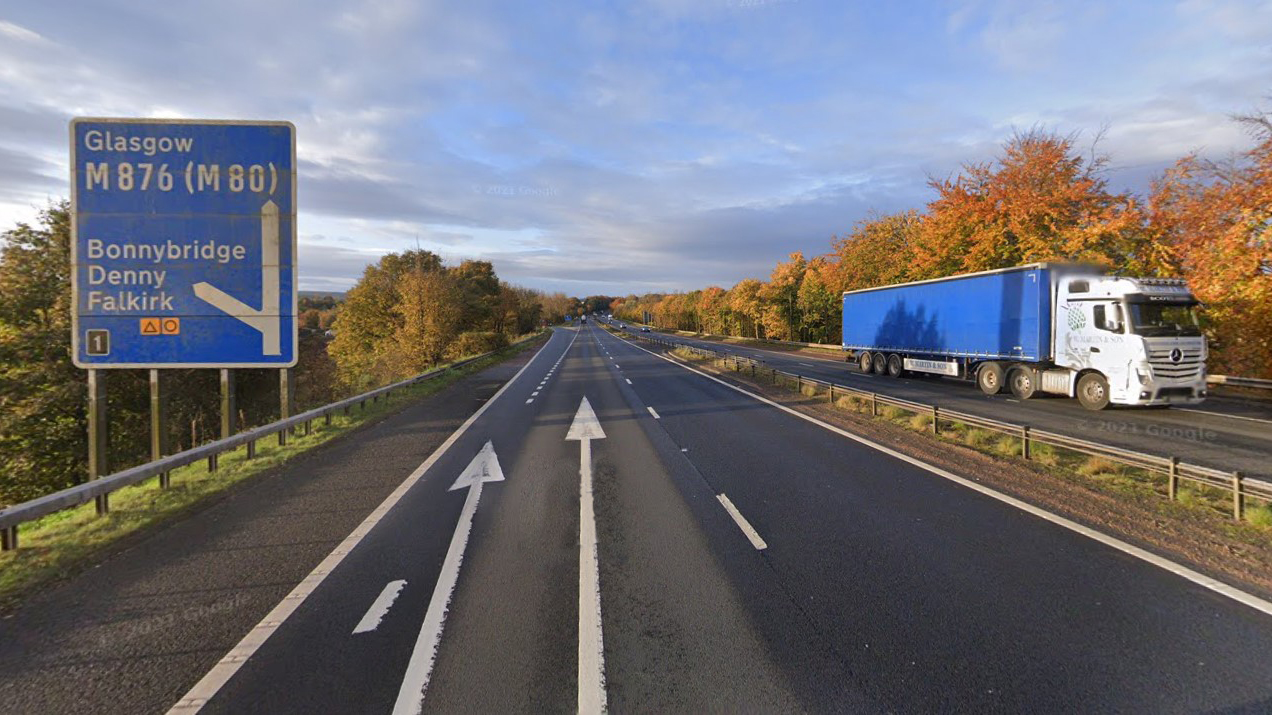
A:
1008;366;1037;399
1076;373;1111;411
977;362;1005;395
871;352;888;375
887;354;904;378
859;351;872;373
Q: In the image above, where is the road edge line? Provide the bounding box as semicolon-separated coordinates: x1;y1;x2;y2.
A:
625;337;1272;619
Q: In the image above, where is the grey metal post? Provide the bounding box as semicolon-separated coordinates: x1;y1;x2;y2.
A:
220;368;236;440
1233;472;1244;521
151;369;169;488
88;369;109;515
279;368;293;446
1168;457;1179;500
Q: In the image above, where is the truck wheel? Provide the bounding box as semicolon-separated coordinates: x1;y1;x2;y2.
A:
977;362;1005;395
1076;373;1111;411
859;352;872;373
1008;366;1037;399
887;354;904;378
872;352;887;375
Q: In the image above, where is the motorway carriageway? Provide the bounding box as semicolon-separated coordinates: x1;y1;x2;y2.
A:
132;322;1272;714
617;324;1272;482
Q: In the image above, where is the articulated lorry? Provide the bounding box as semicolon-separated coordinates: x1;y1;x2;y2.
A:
840;263;1208;410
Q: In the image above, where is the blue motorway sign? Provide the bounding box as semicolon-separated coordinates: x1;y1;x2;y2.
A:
70;118;297;368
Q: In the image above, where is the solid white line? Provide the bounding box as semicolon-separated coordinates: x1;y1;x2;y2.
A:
716;494;768;550
647;406;660;419
1176;408;1272;425
392;480;485;714
629;340;1272;620
168;331;562;714
577;438;607;713
353;580;408;634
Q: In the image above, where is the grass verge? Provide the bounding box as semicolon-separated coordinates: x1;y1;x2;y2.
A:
0;334;546;609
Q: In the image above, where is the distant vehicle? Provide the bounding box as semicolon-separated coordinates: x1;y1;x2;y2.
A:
841;263;1208;410
581;316;587;323
640;327;651;332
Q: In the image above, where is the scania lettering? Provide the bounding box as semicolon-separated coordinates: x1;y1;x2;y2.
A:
840;263;1208;410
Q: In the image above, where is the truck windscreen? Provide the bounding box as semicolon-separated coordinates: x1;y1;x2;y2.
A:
1127;301;1202;337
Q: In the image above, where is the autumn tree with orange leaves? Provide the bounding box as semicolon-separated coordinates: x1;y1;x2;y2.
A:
1150;112;1272;377
913;129;1171;278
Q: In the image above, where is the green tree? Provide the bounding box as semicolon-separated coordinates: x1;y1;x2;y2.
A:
0;202;83;505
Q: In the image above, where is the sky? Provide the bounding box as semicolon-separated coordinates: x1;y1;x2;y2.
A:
1;0;1269;296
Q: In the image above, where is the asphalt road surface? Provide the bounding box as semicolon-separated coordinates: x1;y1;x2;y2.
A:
612;322;1272;481
4;324;1272;714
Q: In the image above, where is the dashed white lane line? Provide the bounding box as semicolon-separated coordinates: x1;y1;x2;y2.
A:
647;406;660;419
716;494;768;550
353;580;408;634
526;398;534;404
1176;408;1272;425
532;391;540;396
625;379;632;385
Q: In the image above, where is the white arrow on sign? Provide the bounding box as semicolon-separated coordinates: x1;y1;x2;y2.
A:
193;200;282;355
567;397;608;714
393;440;505;715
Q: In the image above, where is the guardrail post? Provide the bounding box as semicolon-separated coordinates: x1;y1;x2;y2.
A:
870;392;877;416
1233;472;1244;521
324;413;332;426
1021;426;1031;459
246;440;256;459
151;369;169;489
932;406;940;435
1168;457;1179;500
1;525;17;551
88;369;109;515
796;374;802;393
828;384;835;404
208;453;217;472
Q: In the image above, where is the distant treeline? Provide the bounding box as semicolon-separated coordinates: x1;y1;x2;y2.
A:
0;213;577;506
611;115;1272;380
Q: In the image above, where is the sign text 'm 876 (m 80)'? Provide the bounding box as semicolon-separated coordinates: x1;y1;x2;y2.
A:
71;118;297;368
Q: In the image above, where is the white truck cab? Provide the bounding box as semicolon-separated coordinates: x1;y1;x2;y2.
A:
1053;274;1207;408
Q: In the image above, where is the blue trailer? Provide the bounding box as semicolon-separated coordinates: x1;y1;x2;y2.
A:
841;263;1209;409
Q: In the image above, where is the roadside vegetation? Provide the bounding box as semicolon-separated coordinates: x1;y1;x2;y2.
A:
615;112;1272;380
0;336;544;609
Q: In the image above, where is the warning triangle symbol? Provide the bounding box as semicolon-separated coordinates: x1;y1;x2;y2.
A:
141;319;161;335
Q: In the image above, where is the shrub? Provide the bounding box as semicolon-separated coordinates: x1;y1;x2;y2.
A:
445;331;509;360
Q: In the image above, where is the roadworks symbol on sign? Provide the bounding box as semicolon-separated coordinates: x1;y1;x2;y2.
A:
140;317;180;335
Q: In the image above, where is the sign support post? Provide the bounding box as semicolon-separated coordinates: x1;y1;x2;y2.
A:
150;369;168;488
87;369;109;514
279;368;293;445
220;368;236;440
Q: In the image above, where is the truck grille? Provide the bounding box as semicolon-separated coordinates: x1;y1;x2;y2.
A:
1147;348;1204;379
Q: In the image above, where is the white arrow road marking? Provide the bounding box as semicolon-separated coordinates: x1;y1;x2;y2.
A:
168;333;556;714
392;440;505;715
193;200;283;355
716;494;768;550
353;580;408;634
567;397;608;714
